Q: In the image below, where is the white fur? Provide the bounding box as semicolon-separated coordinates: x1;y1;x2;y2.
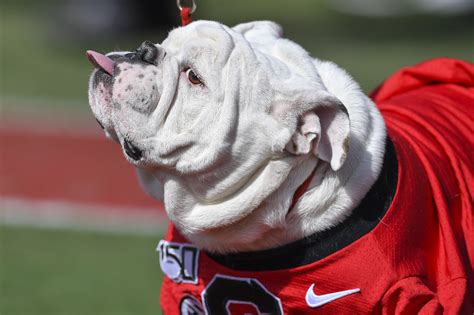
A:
88;20;386;253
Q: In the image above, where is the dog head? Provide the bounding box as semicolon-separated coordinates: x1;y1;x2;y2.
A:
87;21;350;252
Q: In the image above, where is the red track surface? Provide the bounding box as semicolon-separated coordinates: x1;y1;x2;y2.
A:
0;118;164;215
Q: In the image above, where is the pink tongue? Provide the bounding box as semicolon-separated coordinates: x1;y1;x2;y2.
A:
86;50;115;75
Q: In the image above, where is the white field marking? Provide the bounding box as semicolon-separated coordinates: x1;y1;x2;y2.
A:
0;197;168;236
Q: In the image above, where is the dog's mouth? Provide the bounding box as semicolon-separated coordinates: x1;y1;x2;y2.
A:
86;43;185;168
86;50;115;76
86;48;163;165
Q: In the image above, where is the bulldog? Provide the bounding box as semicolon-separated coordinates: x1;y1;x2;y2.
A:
87;20;385;251
87;21;473;314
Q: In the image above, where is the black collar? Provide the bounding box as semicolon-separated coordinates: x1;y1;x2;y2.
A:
207;137;398;271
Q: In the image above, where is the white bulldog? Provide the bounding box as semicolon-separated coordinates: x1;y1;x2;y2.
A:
87;20;385;254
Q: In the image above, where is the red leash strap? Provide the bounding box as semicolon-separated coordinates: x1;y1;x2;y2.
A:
177;0;196;26
180;7;193;26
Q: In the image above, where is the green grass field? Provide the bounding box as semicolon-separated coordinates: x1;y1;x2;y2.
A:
0;225;164;315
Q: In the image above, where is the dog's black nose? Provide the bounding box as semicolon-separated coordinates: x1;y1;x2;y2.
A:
136;40;159;65
123;139;143;161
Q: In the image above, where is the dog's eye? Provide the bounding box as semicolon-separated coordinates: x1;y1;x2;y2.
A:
185;68;202;85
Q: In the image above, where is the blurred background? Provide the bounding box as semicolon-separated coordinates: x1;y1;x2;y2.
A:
0;0;473;314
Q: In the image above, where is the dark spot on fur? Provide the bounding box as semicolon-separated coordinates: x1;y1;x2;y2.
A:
113;67;121;76
138;74;144;79
126;84;133;91
141;98;145;102
113;102;121;109
152;71;157;75
118;93;121;98
343;137;350;155
152;86;155;90
118;78;122;83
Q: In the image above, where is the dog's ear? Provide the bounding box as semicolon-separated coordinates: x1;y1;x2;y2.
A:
232;21;283;40
284;91;350;171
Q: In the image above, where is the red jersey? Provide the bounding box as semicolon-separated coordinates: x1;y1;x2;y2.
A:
157;58;474;314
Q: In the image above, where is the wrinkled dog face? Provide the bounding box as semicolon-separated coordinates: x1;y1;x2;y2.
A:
89;21;299;193
88;21;350;249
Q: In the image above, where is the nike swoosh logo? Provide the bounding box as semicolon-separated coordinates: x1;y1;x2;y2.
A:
305;284;360;308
